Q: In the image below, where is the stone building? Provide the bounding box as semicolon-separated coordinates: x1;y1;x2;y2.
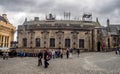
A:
0;14;16;48
17;14;102;52
107;19;120;47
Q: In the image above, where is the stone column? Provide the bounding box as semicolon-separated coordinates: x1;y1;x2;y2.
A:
2;36;5;47
0;35;1;47
7;36;9;47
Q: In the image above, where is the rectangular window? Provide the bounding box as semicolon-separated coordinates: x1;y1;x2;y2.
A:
65;39;70;47
79;39;84;48
50;38;55;47
36;38;40;47
23;38;27;47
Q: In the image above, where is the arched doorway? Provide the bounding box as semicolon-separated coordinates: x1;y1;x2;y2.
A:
97;41;101;52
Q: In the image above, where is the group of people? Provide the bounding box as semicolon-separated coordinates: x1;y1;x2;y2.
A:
37;48;81;68
38;50;50;68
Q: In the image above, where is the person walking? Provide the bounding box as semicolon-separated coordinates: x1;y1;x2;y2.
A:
38;50;43;66
115;45;119;55
77;49;80;57
2;52;6;60
52;49;55;59
60;49;63;59
44;50;49;68
66;49;69;59
118;44;120;55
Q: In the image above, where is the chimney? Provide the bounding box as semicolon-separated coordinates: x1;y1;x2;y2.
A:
107;19;110;32
107;19;110;26
2;14;9;23
2;14;7;18
34;17;39;21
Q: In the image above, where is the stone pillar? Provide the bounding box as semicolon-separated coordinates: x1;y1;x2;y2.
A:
4;36;6;47
7;36;9;47
1;36;3;47
3;36;5;47
0;35;1;47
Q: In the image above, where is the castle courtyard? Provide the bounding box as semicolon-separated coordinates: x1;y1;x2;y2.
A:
0;52;120;74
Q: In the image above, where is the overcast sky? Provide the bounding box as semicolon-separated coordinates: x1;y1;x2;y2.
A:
0;0;120;40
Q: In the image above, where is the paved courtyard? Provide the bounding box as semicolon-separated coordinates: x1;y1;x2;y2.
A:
0;52;120;74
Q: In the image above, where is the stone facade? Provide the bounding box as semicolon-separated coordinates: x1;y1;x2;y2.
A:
17;14;102;51
0;14;16;48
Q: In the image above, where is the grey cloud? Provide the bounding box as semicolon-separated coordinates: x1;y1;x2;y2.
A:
1;0;120;27
94;0;120;15
0;0;56;13
0;0;85;16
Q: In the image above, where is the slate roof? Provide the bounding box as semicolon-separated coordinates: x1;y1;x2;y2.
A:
109;25;120;35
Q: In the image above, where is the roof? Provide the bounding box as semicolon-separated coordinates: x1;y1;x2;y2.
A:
109;25;120;35
22;19;100;27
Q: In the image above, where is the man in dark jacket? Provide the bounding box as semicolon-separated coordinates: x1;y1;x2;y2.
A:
66;49;69;59
44;50;49;68
77;49;80;57
38;50;43;66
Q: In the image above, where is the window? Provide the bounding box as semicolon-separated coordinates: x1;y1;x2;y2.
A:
23;38;27;47
79;39;84;48
36;38;40;47
50;38;55;47
65;39;70;47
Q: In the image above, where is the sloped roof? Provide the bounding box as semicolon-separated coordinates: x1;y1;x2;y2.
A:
109;25;120;35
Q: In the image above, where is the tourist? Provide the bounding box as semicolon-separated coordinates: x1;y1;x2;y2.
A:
52;49;55;59
77;49;80;57
115;45;119;55
60;49;63;59
44;50;49;68
118;44;120;55
38;50;43;66
2;52;6;60
69;49;72;59
2;52;9;60
66;48;69;59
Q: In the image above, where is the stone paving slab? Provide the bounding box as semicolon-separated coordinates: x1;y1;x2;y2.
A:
0;52;120;74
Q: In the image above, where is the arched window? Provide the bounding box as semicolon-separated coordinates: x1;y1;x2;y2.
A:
36;38;40;47
23;38;27;47
65;39;70;47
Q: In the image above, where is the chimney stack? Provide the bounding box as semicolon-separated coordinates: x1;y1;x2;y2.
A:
34;17;39;21
2;14;9;23
107;19;110;32
2;14;7;18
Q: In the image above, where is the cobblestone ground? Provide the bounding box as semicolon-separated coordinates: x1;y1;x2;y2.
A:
0;52;120;74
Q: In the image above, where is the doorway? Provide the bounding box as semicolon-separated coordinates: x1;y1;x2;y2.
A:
97;41;101;52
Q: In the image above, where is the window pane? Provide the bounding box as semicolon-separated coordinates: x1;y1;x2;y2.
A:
79;39;84;48
65;39;70;47
50;38;55;47
36;38;40;47
23;38;27;47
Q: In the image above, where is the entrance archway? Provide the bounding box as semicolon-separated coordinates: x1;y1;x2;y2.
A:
97;41;101;52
